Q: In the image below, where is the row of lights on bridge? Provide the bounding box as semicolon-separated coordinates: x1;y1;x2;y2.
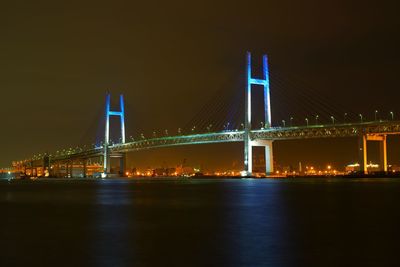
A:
98;110;397;144
279;111;395;128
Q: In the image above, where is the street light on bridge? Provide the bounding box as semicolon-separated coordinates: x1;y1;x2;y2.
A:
344;113;347;123
223;122;230;131
331;116;335;125
359;114;363;123
390;111;394;120
315;115;319;125
290;117;294;127
305;118;309;126
282;120;286;127
375;110;378;121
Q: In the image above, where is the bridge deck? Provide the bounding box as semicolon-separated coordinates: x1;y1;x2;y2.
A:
35;120;400;162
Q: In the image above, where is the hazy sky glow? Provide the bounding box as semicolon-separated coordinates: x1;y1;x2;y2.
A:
1;1;399;169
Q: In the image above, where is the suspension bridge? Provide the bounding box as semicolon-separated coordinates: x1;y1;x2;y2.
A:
14;52;400;177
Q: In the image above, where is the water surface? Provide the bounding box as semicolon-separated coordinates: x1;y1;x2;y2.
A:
1;178;399;266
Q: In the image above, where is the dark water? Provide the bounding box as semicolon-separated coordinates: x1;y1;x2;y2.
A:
1;178;399;267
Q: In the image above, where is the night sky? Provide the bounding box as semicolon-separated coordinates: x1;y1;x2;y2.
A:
1;1;400;170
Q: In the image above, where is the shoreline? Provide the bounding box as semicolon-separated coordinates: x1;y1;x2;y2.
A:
3;173;400;182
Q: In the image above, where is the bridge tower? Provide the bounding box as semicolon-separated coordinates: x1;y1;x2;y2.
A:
244;52;273;176
103;93;126;176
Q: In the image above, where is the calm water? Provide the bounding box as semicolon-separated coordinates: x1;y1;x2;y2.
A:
1;178;399;267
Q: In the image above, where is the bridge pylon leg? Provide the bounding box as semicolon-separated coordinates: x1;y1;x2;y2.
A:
244;137;253;176
83;160;87;178
103;147;111;175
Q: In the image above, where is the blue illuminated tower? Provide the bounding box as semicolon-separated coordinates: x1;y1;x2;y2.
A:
244;52;273;176
103;93;126;175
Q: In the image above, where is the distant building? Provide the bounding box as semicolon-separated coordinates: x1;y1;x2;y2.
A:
154;168;166;176
175;166;194;176
345;162;380;172
388;165;400;172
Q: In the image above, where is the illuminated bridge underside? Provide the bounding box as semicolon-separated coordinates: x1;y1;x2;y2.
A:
49;121;400;162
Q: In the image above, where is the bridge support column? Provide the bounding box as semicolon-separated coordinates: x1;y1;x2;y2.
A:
30;161;34;177
251;140;274;175
379;135;388;172
244;137;252;176
265;142;274;175
104;149;111;175
358;134;388;174
358;135;367;174
66;161;74;178
83;160;87;178
70;161;74;178
57;163;61;177
65;162;69;178
119;153;127;177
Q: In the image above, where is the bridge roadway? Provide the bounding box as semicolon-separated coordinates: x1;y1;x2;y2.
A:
47;120;400;162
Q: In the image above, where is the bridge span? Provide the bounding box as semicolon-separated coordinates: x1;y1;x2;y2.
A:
16;120;400;178
13;52;400;177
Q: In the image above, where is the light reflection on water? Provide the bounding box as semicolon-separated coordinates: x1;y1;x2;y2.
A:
91;181;134;267
221;179;287;266
0;178;400;266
